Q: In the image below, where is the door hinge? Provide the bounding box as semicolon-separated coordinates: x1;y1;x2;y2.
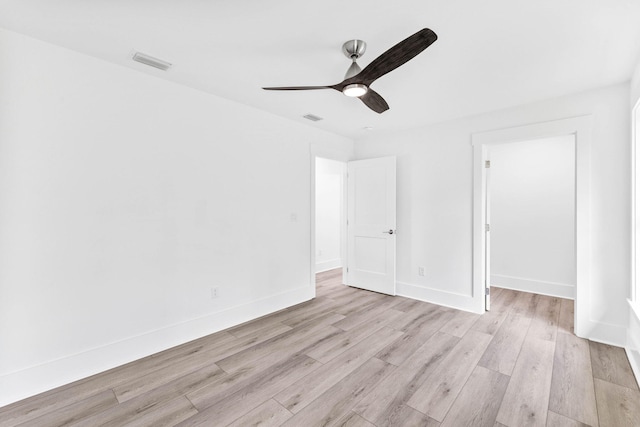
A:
485;224;490;232
346;267;349;273
485;287;490;295
485;160;491;168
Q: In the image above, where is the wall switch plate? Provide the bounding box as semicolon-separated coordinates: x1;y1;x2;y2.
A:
418;267;425;276
211;287;218;299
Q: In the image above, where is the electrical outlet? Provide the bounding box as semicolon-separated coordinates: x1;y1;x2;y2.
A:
418;267;425;276
211;287;218;299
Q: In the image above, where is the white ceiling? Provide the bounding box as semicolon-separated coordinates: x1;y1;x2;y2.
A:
1;0;640;138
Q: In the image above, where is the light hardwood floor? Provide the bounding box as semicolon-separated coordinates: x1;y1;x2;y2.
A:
1;268;639;426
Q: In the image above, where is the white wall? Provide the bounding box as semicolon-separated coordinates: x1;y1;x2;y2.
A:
355;83;630;343
0;28;353;406
315;158;344;273
489;135;576;298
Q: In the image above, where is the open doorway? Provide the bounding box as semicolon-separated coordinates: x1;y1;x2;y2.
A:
472;115;591;337
312;155;397;296
487;135;576;308
314;157;347;292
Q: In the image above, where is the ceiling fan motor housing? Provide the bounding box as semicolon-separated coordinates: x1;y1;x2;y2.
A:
342;39;367;79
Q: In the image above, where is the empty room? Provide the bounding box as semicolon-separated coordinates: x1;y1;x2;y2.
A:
1;1;640;426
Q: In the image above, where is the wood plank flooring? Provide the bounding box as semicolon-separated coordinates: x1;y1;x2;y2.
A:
1;268;639;426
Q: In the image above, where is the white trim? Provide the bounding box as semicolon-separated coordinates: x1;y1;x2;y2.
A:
310;147;317;298
627;299;640;389
631;100;640;307
491;274;574;299
585;322;628;348
630;299;640;330
625;347;640;389
472;116;592;338
0;285;314;407
397;281;483;314
341;164;348;286
628;99;640;389
315;258;342;273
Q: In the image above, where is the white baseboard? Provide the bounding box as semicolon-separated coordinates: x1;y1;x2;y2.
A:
315;258;342;273
491;274;575;299
626;300;640;389
396;281;483;314
579;319;627;348
0;285;314;407
626;347;640;388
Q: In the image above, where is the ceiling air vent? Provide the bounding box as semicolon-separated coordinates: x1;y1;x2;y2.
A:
132;52;172;71
303;114;323;122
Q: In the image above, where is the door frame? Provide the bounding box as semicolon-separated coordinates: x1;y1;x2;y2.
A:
631;99;640;307
472;115;592;337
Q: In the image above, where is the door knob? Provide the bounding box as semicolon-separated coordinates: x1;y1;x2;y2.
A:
383;229;395;235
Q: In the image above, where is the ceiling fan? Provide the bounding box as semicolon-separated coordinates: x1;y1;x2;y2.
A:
263;28;437;114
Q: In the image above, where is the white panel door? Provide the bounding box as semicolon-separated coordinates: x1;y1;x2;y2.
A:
347;156;396;295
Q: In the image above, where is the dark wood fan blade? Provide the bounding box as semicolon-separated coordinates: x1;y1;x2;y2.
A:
359;89;389;114
263;86;334;91
356;28;437;86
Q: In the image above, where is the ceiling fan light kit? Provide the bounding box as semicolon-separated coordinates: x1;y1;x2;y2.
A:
263;28;437;113
343;83;368;97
